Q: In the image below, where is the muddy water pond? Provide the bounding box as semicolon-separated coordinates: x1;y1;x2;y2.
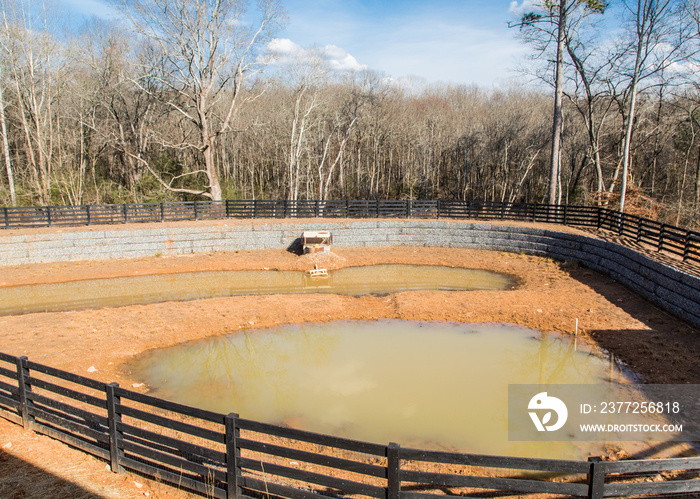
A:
128;320;628;459
0;265;515;315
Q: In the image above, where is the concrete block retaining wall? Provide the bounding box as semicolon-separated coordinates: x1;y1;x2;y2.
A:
1;220;699;328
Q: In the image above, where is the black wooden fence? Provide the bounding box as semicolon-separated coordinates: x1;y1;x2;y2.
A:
1;351;699;498
2;199;699;265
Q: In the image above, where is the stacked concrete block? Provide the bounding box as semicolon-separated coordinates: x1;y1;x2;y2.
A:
1;220;699;328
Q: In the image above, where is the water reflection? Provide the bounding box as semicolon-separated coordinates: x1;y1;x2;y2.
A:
0;265;515;315
128;320;620;459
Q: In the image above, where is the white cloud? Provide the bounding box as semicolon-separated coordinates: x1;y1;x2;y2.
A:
265;38;368;72
321;44;367;71
380;75;430;95
508;0;543;17
265;38;304;61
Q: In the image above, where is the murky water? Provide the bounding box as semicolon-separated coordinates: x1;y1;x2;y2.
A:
128;320;625;459
0;265;515;315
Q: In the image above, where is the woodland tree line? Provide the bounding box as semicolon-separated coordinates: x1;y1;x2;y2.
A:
2;0;700;228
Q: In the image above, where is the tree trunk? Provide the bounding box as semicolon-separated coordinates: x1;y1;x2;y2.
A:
586;108;604;198
204;144;222;200
0;73;16;206
198;91;221;200
619;60;641;213
549;1;566;207
695;145;700;214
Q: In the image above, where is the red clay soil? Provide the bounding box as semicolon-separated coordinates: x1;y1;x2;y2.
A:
1;222;699;498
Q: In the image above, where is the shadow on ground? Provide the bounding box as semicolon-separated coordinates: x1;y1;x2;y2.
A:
0;449;104;499
559;263;700;385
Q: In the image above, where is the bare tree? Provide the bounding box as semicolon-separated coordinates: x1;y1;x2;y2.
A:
615;0;682;212
1;0;67;204
562;6;616;200
511;0;606;206
317;73;375;200
116;0;285;200
0;66;16;205
281;53;327;200
670;98;699;224
681;0;700;215
76;21;164;202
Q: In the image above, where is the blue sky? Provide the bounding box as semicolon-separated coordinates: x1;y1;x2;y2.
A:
277;0;531;88
60;0;533;88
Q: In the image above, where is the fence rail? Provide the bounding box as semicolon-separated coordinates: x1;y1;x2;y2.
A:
1;352;699;498
3;199;699;265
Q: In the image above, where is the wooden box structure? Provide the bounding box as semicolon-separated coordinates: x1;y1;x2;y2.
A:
301;231;333;254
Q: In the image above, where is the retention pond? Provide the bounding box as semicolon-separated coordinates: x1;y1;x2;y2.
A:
127;320;632;459
0;264;515;315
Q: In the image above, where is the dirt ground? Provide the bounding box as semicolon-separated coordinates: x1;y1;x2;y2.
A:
1;223;700;498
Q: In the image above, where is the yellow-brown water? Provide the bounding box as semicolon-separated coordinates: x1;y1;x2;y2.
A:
0;265;515;315
128;320;626;459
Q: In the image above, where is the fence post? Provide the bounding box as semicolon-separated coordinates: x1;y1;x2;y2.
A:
106;383;123;474
4;207;8;229
315;200;320;218
618;212;624;236
636;218;642;243
194;201;199;221
563;204;568;225
437;199;441;219
345;199;350;218
684;230;691;262
46;206;52;227
587;457;604;499
123;204;128;224
659;224;665;253
406;200;411;219
160;202;165;223
225;200;231;219
387;442;401;499
15;356;34;430
225;413;242;499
